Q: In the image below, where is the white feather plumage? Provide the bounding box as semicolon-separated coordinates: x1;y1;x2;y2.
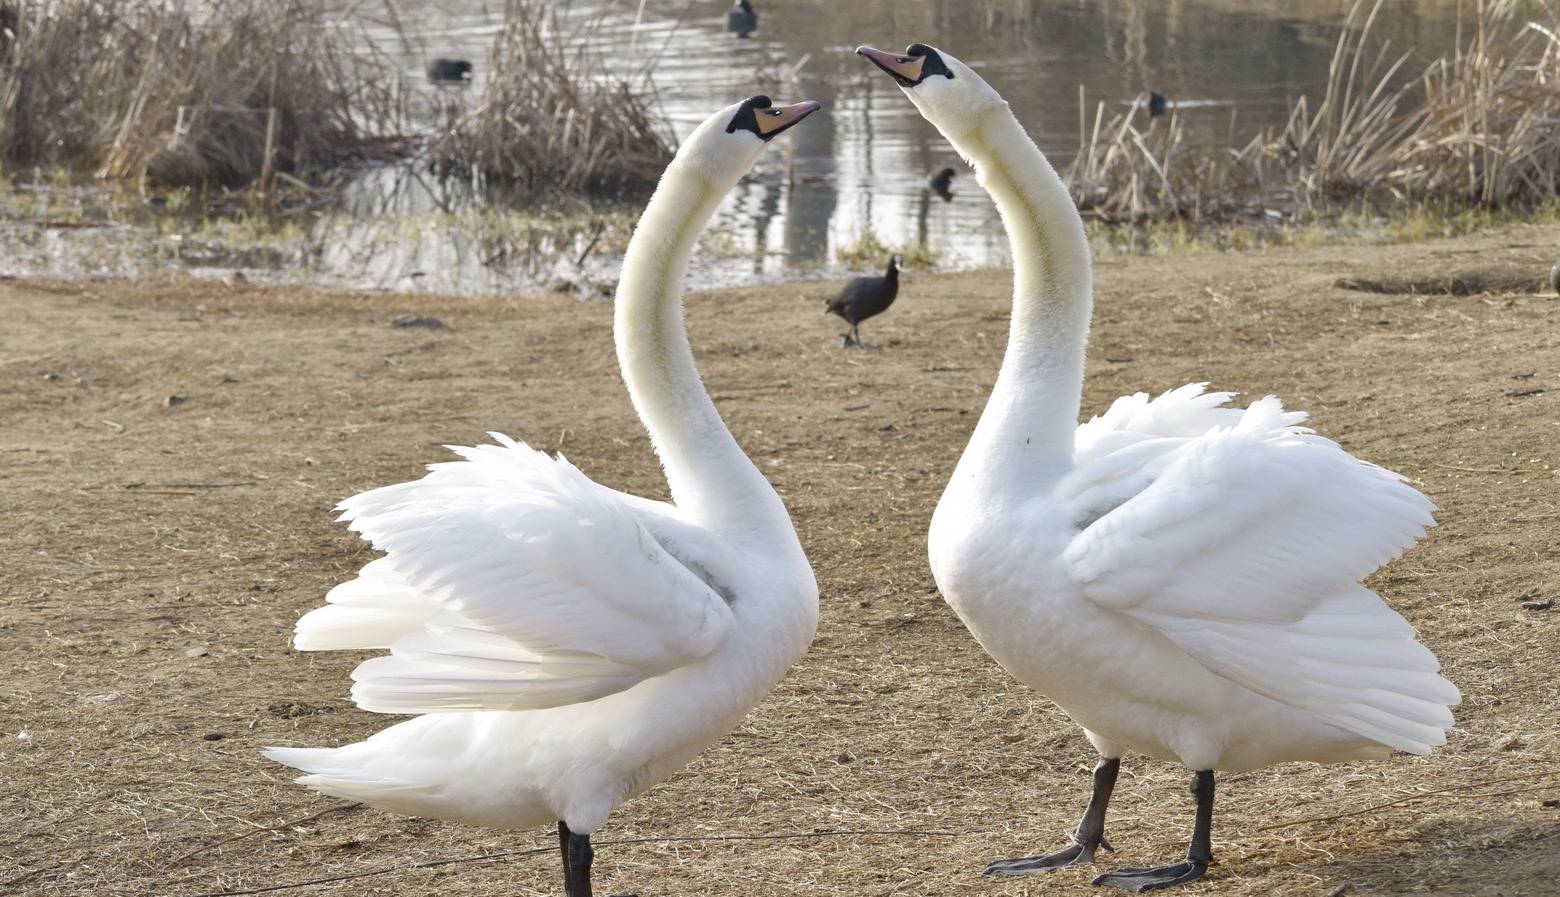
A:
265;102;819;839
896;48;1459;776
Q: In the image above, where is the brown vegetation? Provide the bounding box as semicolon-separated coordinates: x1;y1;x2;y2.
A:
1065;0;1560;222
0;0;405;189
428;0;674;198
0;0;672;199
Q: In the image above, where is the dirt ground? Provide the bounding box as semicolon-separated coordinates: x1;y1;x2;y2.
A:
3;224;1559;897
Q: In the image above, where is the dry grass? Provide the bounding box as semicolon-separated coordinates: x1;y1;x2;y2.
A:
0;0;673;198
1064;90;1270;222
0;0;406;189
1065;0;1560;223
1388;0;1560;203
1270;0;1425;205
428;0;674;198
3;225;1558;897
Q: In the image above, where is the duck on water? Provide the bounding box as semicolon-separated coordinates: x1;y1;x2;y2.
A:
727;0;757;38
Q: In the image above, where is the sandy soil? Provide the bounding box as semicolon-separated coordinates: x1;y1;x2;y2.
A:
2;225;1558;897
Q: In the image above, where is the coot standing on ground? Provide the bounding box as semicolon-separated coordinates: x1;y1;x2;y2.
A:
826;254;900;348
727;0;757;38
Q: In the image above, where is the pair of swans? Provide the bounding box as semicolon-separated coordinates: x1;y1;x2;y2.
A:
267;47;1457;896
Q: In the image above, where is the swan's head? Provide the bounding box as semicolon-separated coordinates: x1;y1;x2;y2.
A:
673;95;820;187
855;43;1004;135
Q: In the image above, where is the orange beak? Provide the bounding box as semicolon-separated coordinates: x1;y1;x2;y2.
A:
856;45;925;86
755;100;822;137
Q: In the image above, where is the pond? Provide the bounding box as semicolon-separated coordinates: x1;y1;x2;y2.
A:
0;0;1470;295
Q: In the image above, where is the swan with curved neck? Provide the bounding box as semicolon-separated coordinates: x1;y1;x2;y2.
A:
861;44;1458;891
266;95;821;897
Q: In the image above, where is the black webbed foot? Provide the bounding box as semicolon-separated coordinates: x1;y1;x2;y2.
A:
1093;857;1207;891
985;834;1113;875
987;756;1121;876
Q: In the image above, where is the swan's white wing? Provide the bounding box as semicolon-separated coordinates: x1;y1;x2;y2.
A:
294;556;441;651
301;434;734;715
1061;388;1457;753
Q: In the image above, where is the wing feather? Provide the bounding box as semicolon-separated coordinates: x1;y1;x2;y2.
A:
298;434;734;714
1062;386;1456;752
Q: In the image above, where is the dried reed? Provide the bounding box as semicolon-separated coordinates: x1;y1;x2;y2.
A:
1064;0;1560;223
1064;92;1270;222
0;0;407;189
428;0;674;198
1388;0;1560;204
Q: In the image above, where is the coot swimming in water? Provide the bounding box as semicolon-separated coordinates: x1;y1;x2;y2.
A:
929;167;956;201
427;58;473;83
826;254;900;348
727;0;757;38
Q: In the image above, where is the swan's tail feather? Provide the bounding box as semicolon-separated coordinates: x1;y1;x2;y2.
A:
263;746;437;804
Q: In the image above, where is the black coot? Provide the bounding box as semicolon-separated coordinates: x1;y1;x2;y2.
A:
727;0;757;38
826;254;900;348
427;58;473;83
929;167;956;201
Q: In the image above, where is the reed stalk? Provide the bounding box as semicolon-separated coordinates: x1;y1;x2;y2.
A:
427;0;674;199
1064;0;1560;223
0;0;409;189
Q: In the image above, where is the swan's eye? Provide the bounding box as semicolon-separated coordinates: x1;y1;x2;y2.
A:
764;109;781;116
897;57;911;63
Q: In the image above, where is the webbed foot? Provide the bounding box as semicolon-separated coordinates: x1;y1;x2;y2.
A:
985;835;1113;875
1093;858;1207;891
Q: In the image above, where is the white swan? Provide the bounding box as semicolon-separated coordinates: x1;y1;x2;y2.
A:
265;95;822;897
858;44;1459;891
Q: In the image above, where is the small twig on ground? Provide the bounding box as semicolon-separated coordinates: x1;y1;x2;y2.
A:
125;481;259;489
1429;463;1509;474
1258;768;1560;831
164;802;361;868
179;826;978;896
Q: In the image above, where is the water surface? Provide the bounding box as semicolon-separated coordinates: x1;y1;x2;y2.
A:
1;0;1470;293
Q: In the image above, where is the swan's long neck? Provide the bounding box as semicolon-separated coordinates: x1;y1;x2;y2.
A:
615;163;786;530
947;106;1092;489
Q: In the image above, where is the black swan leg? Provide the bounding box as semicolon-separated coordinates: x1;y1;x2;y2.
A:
559;822;638;897
1093;770;1214;892
560;822;594;897
986;757;1120;876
